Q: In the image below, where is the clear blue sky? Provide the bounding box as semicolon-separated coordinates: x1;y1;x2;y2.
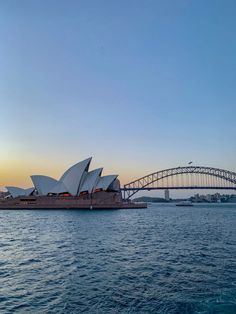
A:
0;0;236;193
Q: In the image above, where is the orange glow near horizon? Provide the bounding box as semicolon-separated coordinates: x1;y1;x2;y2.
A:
0;157;65;191
0;157;141;191
0;142;158;191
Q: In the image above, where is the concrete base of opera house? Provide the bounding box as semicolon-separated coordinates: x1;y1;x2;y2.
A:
0;191;147;209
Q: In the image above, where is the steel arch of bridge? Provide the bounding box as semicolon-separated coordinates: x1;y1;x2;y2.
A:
122;166;236;199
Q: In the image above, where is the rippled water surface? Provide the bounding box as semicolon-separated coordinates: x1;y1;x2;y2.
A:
0;204;236;313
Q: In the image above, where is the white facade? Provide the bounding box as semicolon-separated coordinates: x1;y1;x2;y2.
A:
6;157;120;198
96;175;118;191
6;186;34;198
79;168;103;194
60;158;92;196
108;179;120;191
49;181;68;194
31;175;58;196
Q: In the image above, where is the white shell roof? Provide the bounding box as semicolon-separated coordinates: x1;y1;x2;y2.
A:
6;186;34;198
108;179;120;191
60;157;92;196
49;181;68;194
95;175;118;191
6;157;119;197
25;187;35;195
31;175;58;196
79;168;103;194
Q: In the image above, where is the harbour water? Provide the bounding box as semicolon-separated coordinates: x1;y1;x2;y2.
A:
0;204;235;313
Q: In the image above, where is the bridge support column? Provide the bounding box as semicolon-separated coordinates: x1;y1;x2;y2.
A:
122;189;127;200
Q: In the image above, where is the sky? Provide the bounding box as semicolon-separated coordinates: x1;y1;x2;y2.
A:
0;0;236;196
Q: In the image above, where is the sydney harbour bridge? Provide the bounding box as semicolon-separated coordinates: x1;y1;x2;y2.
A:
122;166;236;199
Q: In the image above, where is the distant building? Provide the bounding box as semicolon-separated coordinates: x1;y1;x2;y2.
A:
190;192;236;203
164;189;170;201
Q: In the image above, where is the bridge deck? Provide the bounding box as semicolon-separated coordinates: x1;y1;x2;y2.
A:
122;166;236;199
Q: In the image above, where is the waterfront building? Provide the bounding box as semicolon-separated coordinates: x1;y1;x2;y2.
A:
2;157;147;209
164;189;170;201
5;157;120;198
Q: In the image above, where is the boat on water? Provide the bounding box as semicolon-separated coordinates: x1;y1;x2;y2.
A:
176;200;193;207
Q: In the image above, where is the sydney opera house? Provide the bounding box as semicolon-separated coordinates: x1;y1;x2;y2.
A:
1;157;145;209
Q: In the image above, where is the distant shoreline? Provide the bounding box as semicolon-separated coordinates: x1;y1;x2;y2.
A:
133;195;236;204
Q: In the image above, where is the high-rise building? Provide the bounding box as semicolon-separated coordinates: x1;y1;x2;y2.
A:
164;189;170;201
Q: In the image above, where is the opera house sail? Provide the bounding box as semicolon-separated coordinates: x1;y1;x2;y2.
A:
2;157;146;209
30;176;59;196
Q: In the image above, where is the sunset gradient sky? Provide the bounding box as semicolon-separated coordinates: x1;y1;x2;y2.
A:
1;1;236;195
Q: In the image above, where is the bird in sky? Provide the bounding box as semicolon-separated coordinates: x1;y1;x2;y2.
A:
188;161;193;165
